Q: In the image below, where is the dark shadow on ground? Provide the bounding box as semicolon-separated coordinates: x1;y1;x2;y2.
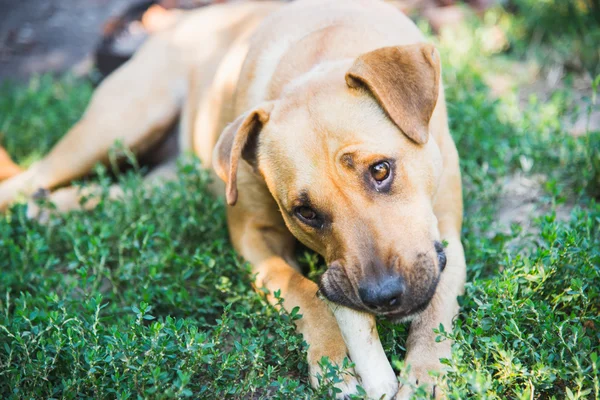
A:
0;0;140;82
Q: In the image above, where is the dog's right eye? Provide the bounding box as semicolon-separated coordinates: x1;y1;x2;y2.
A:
294;206;322;227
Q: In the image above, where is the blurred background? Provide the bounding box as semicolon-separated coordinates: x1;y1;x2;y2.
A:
0;0;598;82
0;0;598;167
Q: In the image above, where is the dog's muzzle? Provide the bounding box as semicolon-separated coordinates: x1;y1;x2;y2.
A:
319;241;446;320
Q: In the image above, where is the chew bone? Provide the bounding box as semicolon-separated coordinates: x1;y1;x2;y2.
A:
326;302;399;399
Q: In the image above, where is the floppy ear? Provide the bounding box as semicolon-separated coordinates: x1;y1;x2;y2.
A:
345;43;441;145
213;103;273;206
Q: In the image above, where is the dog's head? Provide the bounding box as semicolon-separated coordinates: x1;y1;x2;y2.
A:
214;43;446;321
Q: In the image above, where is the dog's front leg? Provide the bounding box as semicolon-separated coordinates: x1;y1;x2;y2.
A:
396;233;466;399
230;215;360;397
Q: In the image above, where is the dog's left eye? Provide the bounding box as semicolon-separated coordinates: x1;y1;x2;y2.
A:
294;206;322;228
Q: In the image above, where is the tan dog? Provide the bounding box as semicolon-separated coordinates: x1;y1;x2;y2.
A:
0;147;21;181
0;1;466;398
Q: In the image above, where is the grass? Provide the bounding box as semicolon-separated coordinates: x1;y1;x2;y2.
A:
0;75;94;167
501;0;600;76
1;5;599;399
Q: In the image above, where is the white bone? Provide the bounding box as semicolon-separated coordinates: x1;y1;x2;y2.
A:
327;302;399;399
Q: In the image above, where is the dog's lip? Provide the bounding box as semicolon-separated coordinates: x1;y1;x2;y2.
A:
378;293;436;319
319;287;429;320
318;268;363;310
380;302;428;321
320;282;424;318
322;258;440;318
317;283;362;310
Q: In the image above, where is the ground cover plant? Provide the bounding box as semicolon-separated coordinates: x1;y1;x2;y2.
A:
1;3;599;399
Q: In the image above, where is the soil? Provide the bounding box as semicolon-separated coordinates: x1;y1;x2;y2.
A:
496;173;572;231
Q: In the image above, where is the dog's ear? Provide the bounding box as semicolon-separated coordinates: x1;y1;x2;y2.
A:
345;43;441;145
213;103;273;206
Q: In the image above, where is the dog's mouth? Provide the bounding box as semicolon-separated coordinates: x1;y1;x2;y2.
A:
318;252;443;320
317;262;365;311
379;299;432;322
318;278;434;320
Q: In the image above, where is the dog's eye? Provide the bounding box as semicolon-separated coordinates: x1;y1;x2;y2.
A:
367;160;394;193
294;206;321;227
370;161;390;182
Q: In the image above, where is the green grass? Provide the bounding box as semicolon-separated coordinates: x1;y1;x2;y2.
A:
1;8;599;400
500;0;600;76
0;75;94;167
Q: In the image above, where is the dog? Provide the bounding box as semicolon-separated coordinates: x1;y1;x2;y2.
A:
0;1;466;398
0;147;21;181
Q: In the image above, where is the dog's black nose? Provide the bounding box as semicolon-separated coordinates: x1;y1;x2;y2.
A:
358;275;405;310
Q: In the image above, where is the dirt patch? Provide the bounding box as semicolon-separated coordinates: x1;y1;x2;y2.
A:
496;173;572;232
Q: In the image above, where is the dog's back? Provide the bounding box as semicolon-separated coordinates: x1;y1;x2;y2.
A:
233;0;426;113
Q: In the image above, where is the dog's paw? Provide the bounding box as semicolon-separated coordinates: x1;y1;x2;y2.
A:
26;186;109;223
0;167;38;211
26;199;50;224
395;362;445;400
334;373;360;400
0;181;17;211
355;356;398;399
25;188;51;223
